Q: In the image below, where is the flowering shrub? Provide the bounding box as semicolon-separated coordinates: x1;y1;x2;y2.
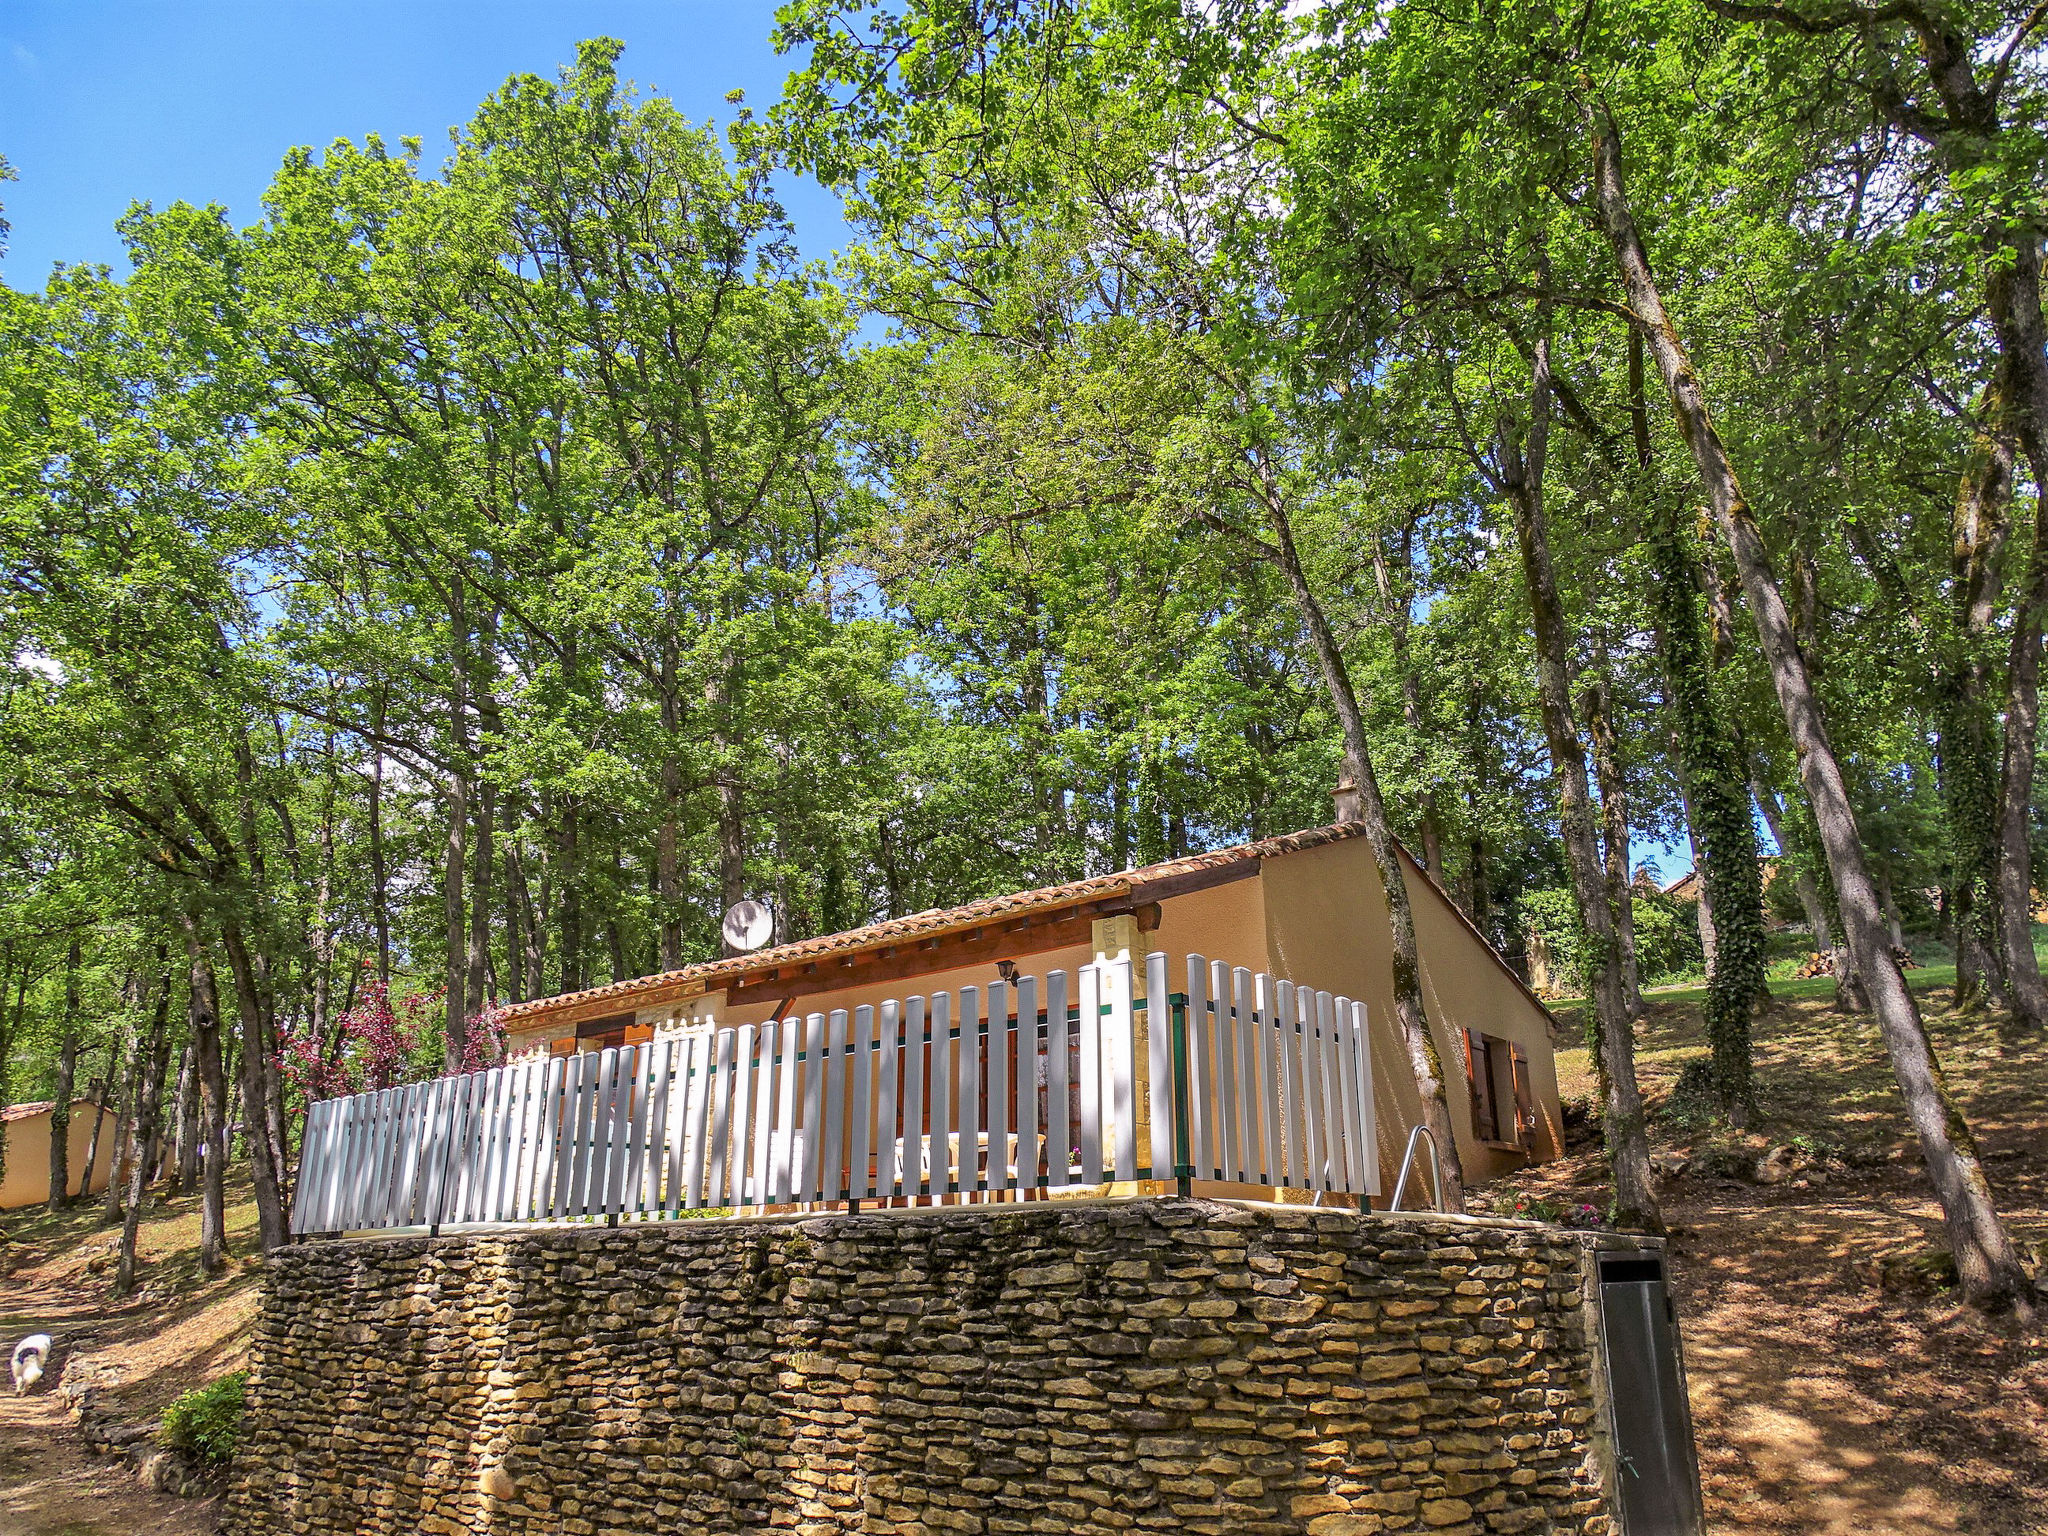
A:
278;971;503;1102
1492;1186;1605;1229
459;1000;508;1073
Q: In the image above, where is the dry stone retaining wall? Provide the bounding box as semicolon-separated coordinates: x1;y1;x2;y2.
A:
224;1200;1651;1536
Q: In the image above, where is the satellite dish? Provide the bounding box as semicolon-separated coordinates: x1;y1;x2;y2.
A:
721;898;776;954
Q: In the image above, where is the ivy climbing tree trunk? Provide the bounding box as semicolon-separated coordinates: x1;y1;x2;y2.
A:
1646;505;1767;1117
1634;331;1767;1114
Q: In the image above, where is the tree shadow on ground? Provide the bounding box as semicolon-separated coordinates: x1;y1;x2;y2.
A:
1528;985;2047;1536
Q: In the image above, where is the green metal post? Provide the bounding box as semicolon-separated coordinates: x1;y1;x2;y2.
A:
1170;992;1193;1198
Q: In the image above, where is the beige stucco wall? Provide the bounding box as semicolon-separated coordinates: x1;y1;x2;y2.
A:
1;1101;113;1210
1258;837;1564;1186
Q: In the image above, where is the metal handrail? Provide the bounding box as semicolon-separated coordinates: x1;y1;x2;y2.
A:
1387;1124;1445;1213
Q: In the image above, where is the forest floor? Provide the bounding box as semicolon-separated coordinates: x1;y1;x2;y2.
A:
1537;977;2048;1536
0;982;2040;1535
0;1177;261;1535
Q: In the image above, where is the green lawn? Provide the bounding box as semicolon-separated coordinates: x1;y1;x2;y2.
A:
1547;924;2048;1011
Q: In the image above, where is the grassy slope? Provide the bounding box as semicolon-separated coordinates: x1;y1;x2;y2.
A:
1532;977;2048;1536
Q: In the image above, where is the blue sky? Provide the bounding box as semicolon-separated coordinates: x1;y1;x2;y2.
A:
0;1;850;284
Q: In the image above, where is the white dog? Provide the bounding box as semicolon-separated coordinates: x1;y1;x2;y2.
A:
11;1334;50;1395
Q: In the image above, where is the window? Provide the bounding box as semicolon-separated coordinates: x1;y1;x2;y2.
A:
1464;1029;1534;1149
1464;1029;1502;1142
559;1013;652;1055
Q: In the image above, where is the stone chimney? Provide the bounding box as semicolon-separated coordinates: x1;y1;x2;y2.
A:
1332;771;1362;824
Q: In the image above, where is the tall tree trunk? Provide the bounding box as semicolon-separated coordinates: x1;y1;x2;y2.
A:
466;606;499;1028
1372;520;1444;874
47;936;81;1209
309;731;337;1068
1975;143;2048;1034
506;820;544;1002
1997;477;2048;1029
178;932;229;1276
103;991;142;1222
114;979;173;1297
0;954;27;1189
557;798;582;995
1581;656;1643;1016
369;686;392;986
165;1042;196;1197
468;774;496;1026
1495;325;1660;1231
77;1048;112;1207
1260;479;1467;1211
716;781;746;938
218;923;288;1253
1591;96;2032;1310
657;752;687;971
443;773;471;1068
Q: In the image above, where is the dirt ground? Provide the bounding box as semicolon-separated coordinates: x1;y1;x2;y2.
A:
1529;986;2048;1536
0;984;2040;1536
0;1183;259;1536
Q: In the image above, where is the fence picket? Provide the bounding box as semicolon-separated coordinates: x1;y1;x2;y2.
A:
1045;971;1069;1188
524;1064;557;1220
903;996;928;1195
642;1043;671;1216
928;992;953;1193
1078;965;1102;1184
355;1091;384;1229
546;1055;578;1218
1277;987;1294;1187
327;1097;358;1231
1225;967;1251;1181
728;1027;754;1210
876;1001;901;1199
1298;991;1326;1193
703;1032;732;1208
771;1020;797;1203
750;1023;777;1210
821;1009;848;1202
1333;996;1362;1193
851;1005;875;1201
1349;1000;1376;1194
682;1033;714;1211
957;986;980;1193
1253;973;1281;1187
986;981;1009;1194
1107;958;1136;1181
799;1012;827;1202
1015;976;1040;1190
1183;956;1211;1181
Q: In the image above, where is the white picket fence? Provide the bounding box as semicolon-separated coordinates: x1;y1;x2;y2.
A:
289;951;1377;1235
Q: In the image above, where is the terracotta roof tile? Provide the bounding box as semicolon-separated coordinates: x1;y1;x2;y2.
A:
501;821;1373;1024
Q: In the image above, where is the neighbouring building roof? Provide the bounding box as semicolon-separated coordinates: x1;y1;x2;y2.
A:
503;820;1545;1030
0;1098;99;1124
